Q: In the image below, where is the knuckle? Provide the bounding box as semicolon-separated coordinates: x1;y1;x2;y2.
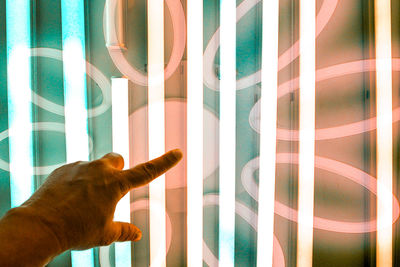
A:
109;152;123;160
142;162;156;178
115;178;130;195
88;159;107;169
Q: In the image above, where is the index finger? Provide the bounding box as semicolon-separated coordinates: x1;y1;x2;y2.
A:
119;149;183;191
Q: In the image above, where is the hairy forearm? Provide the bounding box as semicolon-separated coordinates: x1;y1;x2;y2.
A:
0;206;62;267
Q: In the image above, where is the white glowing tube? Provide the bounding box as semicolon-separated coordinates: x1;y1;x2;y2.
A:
105;0;126;48
111;77;131;267
61;0;93;266
6;0;34;208
187;0;204;265
147;0;166;266
375;0;393;266
296;0;316;266
219;0;236;266
257;0;279;266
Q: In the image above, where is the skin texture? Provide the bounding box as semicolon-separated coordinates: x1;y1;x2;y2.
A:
0;149;183;267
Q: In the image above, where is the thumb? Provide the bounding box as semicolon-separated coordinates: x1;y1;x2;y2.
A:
112;222;142;242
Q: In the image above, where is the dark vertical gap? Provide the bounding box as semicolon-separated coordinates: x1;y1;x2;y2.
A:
0;0;11;217
392;0;400;265
215;0;221;262
84;0;93;162
31;0;40;190
83;1;102;265
361;0;375;266
288;0;297;266
254;0;262;265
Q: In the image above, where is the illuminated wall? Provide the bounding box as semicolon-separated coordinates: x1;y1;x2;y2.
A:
1;0;400;266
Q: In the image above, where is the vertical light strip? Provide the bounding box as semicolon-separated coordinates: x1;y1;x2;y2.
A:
219;0;236;265
6;0;34;208
61;0;94;266
105;0;125;48
257;0;279;266
296;0;316;266
117;0;125;48
187;0;204;265
375;0;393;266
147;0;166;266
112;78;131;267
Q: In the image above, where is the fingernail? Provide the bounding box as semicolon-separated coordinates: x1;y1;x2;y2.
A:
134;231;142;242
170;149;183;161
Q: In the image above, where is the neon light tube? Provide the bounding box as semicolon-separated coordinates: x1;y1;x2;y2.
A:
147;0;166;265
256;0;279;266
296;0;316;266
6;0;34;208
105;0;126;49
61;0;94;265
187;0;204;265
111;78;131;267
219;0;236;265
375;0;393;266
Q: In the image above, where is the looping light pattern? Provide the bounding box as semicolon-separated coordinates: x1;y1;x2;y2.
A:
31;48;111;118
103;0;186;86
99;199;173;267
2;5;127;172
0;47;108;175
0;122;94;175
241;154;400;233
249;59;400;140
203;194;286;267
203;0;338;91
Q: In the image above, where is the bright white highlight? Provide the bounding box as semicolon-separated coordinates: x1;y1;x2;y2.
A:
218;0;236;266
6;0;34;208
147;0;167;266
375;0;393;266
187;0;204;265
105;0;126;49
296;0;316;266
257;0;279;266
62;40;90;163
61;0;93;265
111;78;131;267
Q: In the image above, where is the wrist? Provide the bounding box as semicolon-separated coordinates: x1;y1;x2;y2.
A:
0;206;63;266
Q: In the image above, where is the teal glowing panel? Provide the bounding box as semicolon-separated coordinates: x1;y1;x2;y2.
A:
5;0;34;208
61;0;93;266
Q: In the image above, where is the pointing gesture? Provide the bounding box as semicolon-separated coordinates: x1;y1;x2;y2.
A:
0;149;183;266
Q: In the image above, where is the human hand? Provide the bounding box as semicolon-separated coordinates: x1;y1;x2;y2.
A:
20;149;182;251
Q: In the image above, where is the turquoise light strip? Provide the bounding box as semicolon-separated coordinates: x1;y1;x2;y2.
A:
218;0;236;265
6;0;35;208
61;0;94;266
115;243;131;267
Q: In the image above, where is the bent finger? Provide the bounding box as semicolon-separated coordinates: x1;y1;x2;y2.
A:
113;222;142;242
100;152;124;170
119;149;182;191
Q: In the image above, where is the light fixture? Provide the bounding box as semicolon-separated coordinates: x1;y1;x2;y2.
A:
61;0;93;265
257;0;280;266
147;0;167;265
187;0;204;266
296;0;316;266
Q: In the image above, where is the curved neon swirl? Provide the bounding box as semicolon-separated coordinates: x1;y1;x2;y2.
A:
31;48;111;118
249;59;400;140
103;0;186;86
0;47;109;175
203;194;286;267
203;0;339;91
241;154;400;233
98;199;173;267
0;122;94;175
